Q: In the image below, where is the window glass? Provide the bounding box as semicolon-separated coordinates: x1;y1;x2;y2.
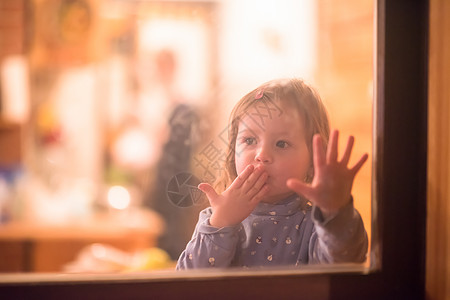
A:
0;0;374;276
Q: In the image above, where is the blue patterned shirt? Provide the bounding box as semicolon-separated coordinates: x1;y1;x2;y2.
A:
176;194;368;269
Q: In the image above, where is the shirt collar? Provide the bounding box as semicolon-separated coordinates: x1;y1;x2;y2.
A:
251;194;310;216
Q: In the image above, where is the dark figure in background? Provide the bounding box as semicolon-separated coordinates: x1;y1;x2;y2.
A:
146;49;205;260
151;103;204;260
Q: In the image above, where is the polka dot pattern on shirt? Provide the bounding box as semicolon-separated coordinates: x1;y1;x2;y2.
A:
178;194;323;268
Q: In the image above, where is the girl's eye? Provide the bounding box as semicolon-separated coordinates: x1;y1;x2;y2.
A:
244;137;256;145
276;140;289;148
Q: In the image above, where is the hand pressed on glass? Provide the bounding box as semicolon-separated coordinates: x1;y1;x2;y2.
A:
287;129;368;219
198;164;269;228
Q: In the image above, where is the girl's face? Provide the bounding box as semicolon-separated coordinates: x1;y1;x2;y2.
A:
235;102;311;204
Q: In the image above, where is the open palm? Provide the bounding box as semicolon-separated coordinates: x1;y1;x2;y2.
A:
287;130;368;218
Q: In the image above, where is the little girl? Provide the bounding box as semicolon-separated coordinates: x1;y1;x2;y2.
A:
176;78;368;269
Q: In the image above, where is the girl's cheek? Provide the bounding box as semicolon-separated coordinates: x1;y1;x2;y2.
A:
235;160;255;176
235;147;251;163
234;155;246;175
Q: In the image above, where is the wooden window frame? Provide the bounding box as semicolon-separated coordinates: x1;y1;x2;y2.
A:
0;0;428;299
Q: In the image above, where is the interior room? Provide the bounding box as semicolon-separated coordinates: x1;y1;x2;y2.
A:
0;0;447;299
0;0;373;273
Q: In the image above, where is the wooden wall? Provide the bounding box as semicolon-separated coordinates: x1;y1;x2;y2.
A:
0;0;25;61
0;0;25;165
427;0;450;299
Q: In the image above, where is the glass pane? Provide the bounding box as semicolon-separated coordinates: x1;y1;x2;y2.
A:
0;0;374;276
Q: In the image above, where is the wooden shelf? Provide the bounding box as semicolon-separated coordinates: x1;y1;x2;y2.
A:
0;210;164;272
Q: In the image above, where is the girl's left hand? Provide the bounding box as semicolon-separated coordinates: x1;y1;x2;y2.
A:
286;129;368;219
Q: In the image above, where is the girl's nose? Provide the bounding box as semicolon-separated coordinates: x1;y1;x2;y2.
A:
254;146;272;163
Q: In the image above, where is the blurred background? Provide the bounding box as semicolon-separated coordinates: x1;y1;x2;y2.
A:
0;0;373;273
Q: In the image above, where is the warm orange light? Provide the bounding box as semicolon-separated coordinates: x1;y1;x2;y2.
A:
107;185;131;210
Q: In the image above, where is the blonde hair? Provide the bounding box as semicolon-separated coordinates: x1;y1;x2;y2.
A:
215;78;330;193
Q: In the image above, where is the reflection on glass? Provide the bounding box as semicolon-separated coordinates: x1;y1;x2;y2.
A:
0;0;373;275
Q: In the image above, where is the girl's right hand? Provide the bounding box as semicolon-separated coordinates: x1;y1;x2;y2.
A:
197;165;269;228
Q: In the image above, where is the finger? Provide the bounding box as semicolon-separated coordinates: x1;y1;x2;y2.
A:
241;166;264;194
246;171;268;197
326;129;339;163
198;183;219;204
249;184;269;205
350;153;369;175
313;134;326;169
286;178;314;199
340;135;355;165
230;164;254;189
